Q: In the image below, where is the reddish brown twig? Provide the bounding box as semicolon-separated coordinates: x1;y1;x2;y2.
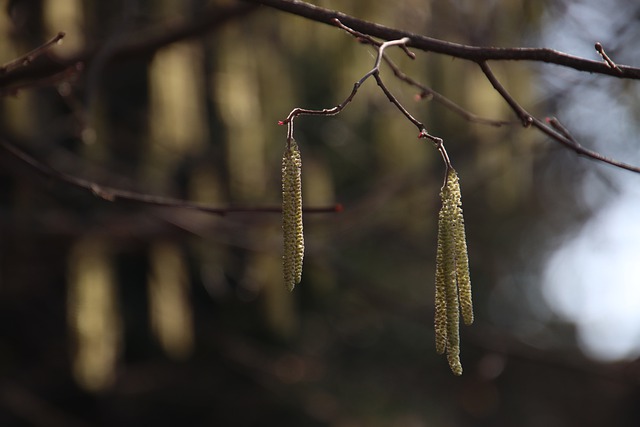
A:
279;36;442;144
384;57;512;127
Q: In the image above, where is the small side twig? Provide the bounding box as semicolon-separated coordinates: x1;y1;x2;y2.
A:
595;42;622;74
280;29;442;146
545;116;580;146
279;36;429;139
334;18;510;128
0;32;65;75
383;56;512;127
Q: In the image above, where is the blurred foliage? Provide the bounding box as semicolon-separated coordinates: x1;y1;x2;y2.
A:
0;0;639;426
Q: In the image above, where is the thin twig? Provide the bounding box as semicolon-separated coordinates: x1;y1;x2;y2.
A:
595;42;622;74
332;18;415;60
531;116;640;173
478;64;640;173
478;61;533;127
0;32;65;75
334;18;508;128
373;72;433;141
0;138;342;215
383;56;512;127
279;37;432;140
546;117;580;145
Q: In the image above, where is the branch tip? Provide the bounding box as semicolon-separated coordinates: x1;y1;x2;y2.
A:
594;41;622;73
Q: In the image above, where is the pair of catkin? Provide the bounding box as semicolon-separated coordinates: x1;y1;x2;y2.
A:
281;139;473;376
282;139;304;291
434;168;473;375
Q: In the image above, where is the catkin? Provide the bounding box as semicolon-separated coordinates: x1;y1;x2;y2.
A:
434;167;472;376
282;139;304;291
434;198;449;355
434;216;447;354
449;170;473;325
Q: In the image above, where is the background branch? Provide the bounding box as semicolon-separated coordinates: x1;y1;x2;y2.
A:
0;138;340;215
0;3;257;91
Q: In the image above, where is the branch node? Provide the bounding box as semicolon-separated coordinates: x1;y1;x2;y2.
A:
594;42;622;74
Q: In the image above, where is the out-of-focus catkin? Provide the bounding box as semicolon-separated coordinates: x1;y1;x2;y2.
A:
434;167;472;376
282;139;304;291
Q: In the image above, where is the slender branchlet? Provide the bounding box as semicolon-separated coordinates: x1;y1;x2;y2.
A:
434;166;472;375
282;138;304;291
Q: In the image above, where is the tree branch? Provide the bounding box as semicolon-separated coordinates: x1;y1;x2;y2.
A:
0;138;341;215
245;0;640;79
253;0;640;173
478;62;640;173
0;3;257;90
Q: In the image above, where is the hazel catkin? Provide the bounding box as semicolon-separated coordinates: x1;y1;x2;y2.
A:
434;167;472;376
282;139;304;291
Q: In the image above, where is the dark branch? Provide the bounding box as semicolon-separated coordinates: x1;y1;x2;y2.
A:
0;3;257;90
245;0;640;79
0;138;342;215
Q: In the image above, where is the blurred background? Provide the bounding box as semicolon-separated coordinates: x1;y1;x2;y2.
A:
0;0;639;426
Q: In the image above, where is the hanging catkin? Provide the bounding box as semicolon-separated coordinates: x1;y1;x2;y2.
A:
434;167;472;376
450;171;473;326
434;198;450;355
282;139;304;291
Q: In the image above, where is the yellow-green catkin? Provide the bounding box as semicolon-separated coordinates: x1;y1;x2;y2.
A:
282;139;304;291
434;198;450;355
449;170;473;326
434;167;472;376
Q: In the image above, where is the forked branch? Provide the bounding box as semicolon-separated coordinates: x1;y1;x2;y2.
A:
250;0;640;174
